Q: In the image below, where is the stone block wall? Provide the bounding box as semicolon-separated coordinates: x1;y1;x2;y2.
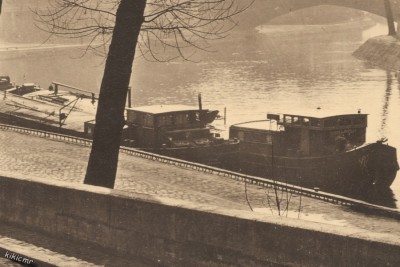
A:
0;175;399;266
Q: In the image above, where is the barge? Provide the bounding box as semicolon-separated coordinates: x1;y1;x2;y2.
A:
85;104;240;167
229;111;399;190
0;81;97;137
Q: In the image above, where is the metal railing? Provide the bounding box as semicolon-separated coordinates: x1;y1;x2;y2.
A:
0;123;92;146
1;123;399;218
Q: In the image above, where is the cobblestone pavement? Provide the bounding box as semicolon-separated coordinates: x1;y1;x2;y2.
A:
1;129;400;260
1;130;400;230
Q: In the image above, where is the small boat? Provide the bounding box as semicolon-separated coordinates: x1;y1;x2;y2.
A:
119;104;240;166
228;110;399;190
0;81;97;136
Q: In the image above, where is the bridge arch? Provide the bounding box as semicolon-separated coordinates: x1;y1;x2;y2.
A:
239;0;400;29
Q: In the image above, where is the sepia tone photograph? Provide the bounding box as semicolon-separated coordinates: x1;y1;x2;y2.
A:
0;0;399;266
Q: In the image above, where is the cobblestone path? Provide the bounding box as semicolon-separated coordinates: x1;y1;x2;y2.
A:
1;129;400;240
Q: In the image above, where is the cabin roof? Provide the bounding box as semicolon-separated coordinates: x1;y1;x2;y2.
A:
283;113;367;119
231;120;283;131
126;105;203;115
271;109;367;119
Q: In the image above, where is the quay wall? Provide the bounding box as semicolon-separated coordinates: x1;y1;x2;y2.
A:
353;35;400;71
0;175;399;267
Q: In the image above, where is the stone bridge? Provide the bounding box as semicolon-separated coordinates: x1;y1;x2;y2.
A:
2;0;400;40
240;0;400;34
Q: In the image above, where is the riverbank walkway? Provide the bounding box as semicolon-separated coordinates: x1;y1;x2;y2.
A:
1;128;399;265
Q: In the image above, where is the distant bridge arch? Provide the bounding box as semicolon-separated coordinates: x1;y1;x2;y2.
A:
240;0;400;29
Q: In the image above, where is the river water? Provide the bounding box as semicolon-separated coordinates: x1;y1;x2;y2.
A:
1;18;399;208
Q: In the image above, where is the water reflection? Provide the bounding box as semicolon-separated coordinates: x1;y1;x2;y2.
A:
380;71;392;137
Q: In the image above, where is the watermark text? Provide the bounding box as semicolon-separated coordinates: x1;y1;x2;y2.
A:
4;250;34;265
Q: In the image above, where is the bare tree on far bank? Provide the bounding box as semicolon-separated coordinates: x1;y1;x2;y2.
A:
34;0;253;188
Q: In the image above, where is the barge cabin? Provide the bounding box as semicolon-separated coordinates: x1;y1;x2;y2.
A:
123;105;239;166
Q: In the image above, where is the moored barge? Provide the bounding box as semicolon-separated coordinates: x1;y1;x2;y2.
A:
0;81;97;137
86;105;240;167
120;105;240;167
229;111;399;190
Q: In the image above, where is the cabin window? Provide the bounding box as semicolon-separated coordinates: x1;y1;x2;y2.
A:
265;134;272;145
143;114;154;127
169;115;175;125
237;131;245;141
310;118;320;127
187;112;200;123
157;115;173;127
168;115;174;125
285;116;292;124
157;116;166;127
293;116;300;124
324;118;336;127
127;111;137;124
303;118;310;125
175;114;188;125
338;117;351;126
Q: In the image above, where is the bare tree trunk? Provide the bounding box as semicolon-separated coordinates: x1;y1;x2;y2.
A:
84;0;147;188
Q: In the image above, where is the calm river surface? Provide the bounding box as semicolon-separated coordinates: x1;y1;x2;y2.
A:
1;20;399;208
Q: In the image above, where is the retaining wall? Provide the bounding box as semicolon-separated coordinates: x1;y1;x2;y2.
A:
0;175;399;266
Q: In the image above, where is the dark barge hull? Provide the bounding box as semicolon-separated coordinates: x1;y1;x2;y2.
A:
229;142;399;190
140;141;239;167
